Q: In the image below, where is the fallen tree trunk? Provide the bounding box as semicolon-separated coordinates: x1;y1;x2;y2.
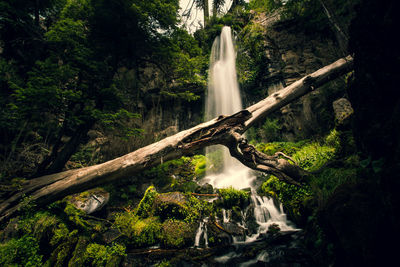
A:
0;55;353;224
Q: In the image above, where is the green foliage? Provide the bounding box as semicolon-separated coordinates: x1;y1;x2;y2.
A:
237;21;268;90
184;195;215;223
260;175;312;217
281;0;330;34
144;157;200;191
260;118;282;142
0;235;43;266
219;187;250;209
292;142;335;171
113;213;161;247
135;185;158;218
255;140;308;156
249;0;282;12
310;167;357;202
84;242;126;266
18;211;60;239
192;155;207;178
156;260;171;267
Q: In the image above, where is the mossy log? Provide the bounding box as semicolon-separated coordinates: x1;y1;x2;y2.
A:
0;56;353;224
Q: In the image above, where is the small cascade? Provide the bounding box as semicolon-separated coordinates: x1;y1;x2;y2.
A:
222;209;230;223
194;218;209;248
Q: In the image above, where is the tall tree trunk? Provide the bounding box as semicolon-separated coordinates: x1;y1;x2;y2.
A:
0;56;353;224
317;0;348;54
203;0;210;26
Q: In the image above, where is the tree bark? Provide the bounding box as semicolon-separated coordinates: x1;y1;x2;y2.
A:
0;56;353;224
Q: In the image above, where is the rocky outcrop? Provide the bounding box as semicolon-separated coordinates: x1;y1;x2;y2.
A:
242;8;352;141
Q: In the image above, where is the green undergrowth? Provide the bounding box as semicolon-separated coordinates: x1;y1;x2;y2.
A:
258;129;360;222
112;186;214;248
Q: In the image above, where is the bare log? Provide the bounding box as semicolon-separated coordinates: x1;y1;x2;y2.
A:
0;56;353;224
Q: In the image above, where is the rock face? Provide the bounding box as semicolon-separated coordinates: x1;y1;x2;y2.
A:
241;8;352;140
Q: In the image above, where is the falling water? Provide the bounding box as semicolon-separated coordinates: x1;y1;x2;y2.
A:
203;26;254;189
202;26;296;242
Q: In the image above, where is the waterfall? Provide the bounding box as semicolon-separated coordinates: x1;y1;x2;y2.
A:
203;26;254;189
202;26;296;241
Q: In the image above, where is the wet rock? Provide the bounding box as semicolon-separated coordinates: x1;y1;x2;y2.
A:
67;188;110;214
222;222;246;238
206;221;232;247
195;183;214;194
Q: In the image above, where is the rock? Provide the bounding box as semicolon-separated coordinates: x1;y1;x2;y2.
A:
68;188;110;214
195;183;214;194
222;222;246;238
0;217;20;242
102;228;122;244
333;98;354;125
153;192;187;220
206;221;232;247
160;219;197;248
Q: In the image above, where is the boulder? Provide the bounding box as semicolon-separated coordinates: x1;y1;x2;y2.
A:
68;188;110;214
333;98;354;125
153;192;187;220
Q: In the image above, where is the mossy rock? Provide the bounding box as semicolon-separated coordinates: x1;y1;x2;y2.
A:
136;185;158;218
218;187;250;209
67;236;89;267
160;219;196;248
47;236;78;267
153;192;188;221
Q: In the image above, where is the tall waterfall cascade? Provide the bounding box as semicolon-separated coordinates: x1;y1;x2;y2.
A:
200;26;296;245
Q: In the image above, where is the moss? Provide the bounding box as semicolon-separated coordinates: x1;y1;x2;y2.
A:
64;202;90;229
68;236;89;267
183;195;215;223
192;155;207;178
48;236;78;267
0;235;43;266
18;211;60;240
83;243;126;266
219;187;250;209
135;185;158;218
160;219;195;248
113;212;161;247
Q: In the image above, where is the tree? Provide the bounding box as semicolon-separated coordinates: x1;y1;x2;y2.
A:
0;0;189;178
0;55;353;224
